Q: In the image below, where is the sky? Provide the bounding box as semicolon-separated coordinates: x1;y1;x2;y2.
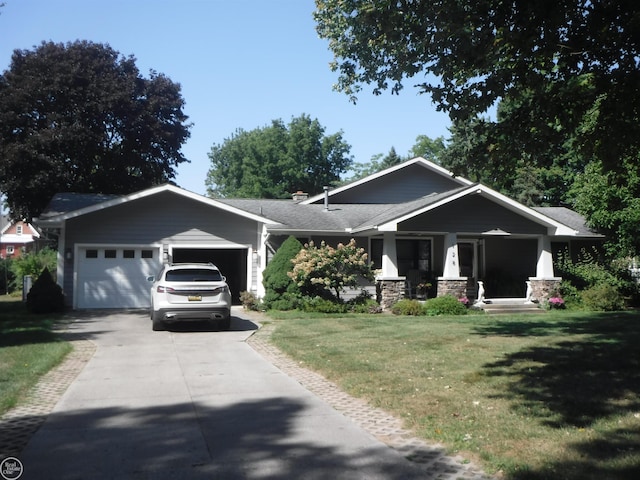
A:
0;0;452;196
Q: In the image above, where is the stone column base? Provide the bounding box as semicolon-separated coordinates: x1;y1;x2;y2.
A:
437;277;468;299
376;277;406;311
528;277;562;303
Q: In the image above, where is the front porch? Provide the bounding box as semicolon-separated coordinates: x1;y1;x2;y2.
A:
373;232;561;311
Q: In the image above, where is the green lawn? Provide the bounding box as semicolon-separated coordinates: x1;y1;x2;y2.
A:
0;297;72;415
268;310;640;480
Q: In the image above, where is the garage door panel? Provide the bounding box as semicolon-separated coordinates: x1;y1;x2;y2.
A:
77;247;160;309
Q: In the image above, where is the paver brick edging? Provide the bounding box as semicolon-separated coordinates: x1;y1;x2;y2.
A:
0;333;96;459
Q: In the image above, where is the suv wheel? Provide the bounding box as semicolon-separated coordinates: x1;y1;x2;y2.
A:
219;314;231;330
151;311;165;331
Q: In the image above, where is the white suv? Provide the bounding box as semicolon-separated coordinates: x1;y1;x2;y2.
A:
149;263;232;331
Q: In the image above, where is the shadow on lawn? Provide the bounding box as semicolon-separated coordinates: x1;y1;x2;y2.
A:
474;312;640;479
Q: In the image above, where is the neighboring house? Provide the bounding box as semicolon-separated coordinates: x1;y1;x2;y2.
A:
0;217;41;259
35;158;603;310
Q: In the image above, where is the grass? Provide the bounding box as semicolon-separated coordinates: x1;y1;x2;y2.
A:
267;309;640;479
0;296;72;415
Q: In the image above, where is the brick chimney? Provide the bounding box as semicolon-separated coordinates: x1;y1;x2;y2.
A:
292;191;308;202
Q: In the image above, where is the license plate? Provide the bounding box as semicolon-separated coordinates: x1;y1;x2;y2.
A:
188;295;202;301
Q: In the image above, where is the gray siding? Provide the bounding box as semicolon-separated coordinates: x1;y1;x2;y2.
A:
328;164;463;204
63;192;260;303
399;195;547;235
66;192;258;246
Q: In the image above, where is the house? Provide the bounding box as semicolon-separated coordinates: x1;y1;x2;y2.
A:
0;216;41;259
35;158;603;310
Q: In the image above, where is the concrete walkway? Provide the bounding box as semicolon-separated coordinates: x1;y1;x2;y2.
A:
2;308;491;479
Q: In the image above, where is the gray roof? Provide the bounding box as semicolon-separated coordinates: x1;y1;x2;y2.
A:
532;207;603;237
219;186;472;233
35;189;600;238
218;199;383;232
39;193;120;219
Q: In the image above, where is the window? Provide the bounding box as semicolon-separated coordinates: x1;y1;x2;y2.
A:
104;250;117;258
16;225;22;235
86;250;98;258
123;250;135;259
165;269;223;282
141;250;153;259
6;245;15;255
370;238;432;275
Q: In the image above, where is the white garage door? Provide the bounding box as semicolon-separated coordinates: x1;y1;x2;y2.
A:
76;247;161;309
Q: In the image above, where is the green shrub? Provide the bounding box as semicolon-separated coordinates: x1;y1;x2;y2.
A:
349;299;382;314
424;295;468;316
11;248;57;286
301;296;348;314
581;284;625;311
391;299;425;316
263;236;303;309
267;292;301;311
26;267;65;314
559;281;584;309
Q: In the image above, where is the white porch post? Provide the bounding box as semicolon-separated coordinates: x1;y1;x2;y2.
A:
57;225;65;289
536;235;555;278
381;232;398;277
442;233;460;278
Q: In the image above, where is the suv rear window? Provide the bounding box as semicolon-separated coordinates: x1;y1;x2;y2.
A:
165;269;223;282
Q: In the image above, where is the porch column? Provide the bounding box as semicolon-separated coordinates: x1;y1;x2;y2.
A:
381;232;398;277
535;235;555;278
442;233;460;278
529;234;562;303
438;233;467;298
376;232;404;311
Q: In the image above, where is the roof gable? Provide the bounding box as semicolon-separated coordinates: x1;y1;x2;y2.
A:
302;157;472;205
36;184;279;226
371;184;578;235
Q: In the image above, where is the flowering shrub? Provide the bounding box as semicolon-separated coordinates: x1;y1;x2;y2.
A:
288;239;375;301
548;296;565;309
458;296;470;306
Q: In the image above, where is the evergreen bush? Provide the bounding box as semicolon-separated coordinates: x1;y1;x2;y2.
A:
262;236;303;310
26;267;65;314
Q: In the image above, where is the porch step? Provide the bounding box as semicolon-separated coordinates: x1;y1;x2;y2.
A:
477;298;543;315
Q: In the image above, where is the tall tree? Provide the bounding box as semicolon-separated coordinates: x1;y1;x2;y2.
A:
206;114;352;198
570;159;640;257
344;146;404;183
314;1;640;191
0;40;191;220
408;135;446;163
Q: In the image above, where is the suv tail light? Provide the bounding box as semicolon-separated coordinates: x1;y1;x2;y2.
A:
157;286;175;293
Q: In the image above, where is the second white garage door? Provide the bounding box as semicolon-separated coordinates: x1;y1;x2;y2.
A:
76;246;161;309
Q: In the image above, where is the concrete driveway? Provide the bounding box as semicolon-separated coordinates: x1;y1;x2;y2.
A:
18;308;433;479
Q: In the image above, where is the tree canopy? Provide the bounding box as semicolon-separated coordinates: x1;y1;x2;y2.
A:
314;1;640;173
0;40;191;220
315;0;640;255
206;114;352;198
